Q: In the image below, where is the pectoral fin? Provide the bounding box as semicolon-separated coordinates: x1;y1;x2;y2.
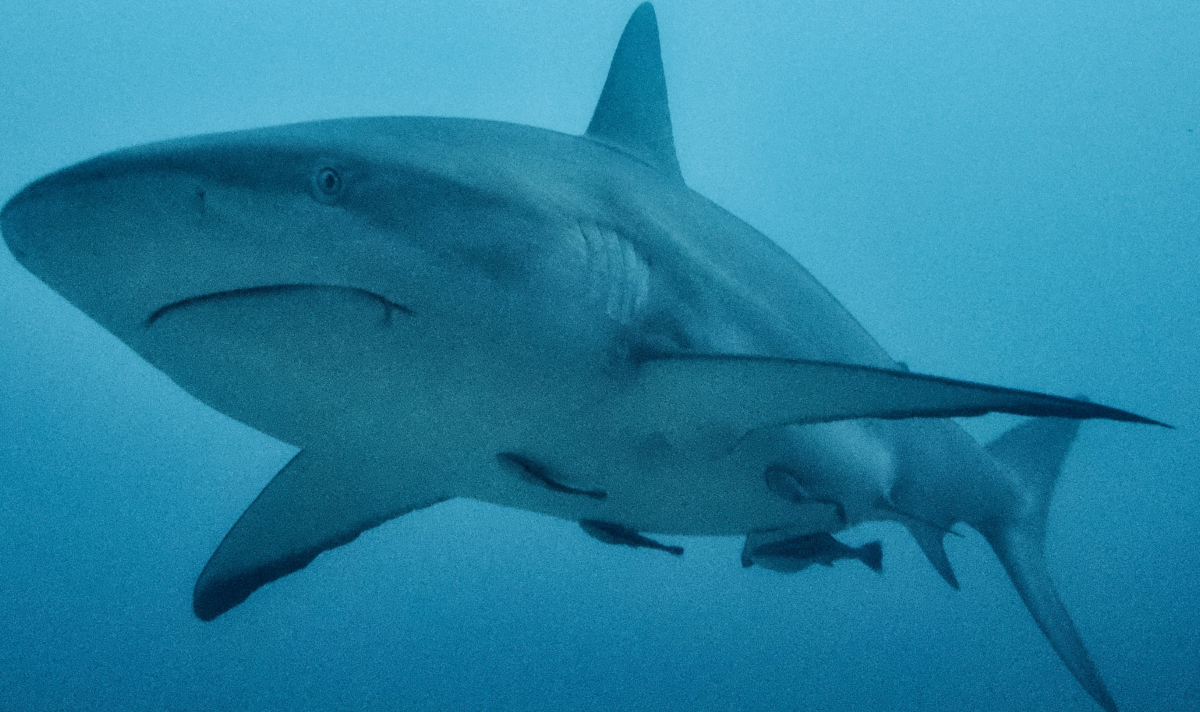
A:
193;448;447;621
620;356;1162;445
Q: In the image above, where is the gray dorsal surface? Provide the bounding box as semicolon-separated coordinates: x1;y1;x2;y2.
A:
585;2;682;180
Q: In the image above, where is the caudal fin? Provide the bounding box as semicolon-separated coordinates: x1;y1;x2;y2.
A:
982;416;1118;712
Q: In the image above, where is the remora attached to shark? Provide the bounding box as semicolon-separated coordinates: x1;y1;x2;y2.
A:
0;4;1164;711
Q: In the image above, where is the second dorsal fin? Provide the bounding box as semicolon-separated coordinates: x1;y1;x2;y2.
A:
586;3;683;181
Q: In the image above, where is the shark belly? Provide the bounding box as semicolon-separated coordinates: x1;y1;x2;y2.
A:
131;274;874;537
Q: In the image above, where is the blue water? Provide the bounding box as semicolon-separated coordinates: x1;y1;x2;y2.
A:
1;2;1196;710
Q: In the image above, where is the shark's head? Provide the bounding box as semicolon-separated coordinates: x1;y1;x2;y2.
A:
2;122;392;343
1;117;558;358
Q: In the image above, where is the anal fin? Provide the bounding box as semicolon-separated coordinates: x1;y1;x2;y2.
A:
905;520;960;590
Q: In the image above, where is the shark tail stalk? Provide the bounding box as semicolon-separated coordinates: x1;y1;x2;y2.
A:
979;414;1119;712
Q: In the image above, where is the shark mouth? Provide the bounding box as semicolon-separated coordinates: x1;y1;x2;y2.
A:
145;284;413;327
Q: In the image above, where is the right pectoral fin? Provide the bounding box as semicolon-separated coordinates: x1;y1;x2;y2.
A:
193;448;446;621
622;355;1164;444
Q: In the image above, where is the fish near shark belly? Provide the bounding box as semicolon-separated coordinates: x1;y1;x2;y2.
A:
742;531;884;574
761;420;899;527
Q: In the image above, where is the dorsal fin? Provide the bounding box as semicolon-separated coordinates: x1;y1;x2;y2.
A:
586;3;683;181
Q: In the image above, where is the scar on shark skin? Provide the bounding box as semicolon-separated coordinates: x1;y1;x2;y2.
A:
145;284;413;326
497;452;608;500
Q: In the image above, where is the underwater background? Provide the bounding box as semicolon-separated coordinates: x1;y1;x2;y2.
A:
1;1;1196;710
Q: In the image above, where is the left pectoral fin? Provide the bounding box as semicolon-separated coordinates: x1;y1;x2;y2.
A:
194;448;446;621
620;355;1163;440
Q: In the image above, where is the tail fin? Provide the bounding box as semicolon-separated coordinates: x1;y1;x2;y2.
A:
857;541;883;573
986;412;1082;486
982;416;1118;712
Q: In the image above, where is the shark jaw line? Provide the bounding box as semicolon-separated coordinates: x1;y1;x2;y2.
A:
144;284;413;327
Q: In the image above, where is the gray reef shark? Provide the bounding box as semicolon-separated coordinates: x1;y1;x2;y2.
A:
0;4;1164;711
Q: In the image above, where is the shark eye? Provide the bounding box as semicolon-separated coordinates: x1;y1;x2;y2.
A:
312;167;342;202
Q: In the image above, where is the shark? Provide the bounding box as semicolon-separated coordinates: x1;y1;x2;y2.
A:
0;4;1164;711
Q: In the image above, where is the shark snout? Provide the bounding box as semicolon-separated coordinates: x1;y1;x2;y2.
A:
1;188;34;262
1;139;221;267
0;154;173;331
1;182;89;277
2;145;201;273
1;158;111;266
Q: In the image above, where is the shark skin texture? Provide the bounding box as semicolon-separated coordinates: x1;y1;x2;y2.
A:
0;4;1164;711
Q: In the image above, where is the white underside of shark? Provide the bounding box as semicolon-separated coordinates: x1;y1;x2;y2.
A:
0;4;1164;711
